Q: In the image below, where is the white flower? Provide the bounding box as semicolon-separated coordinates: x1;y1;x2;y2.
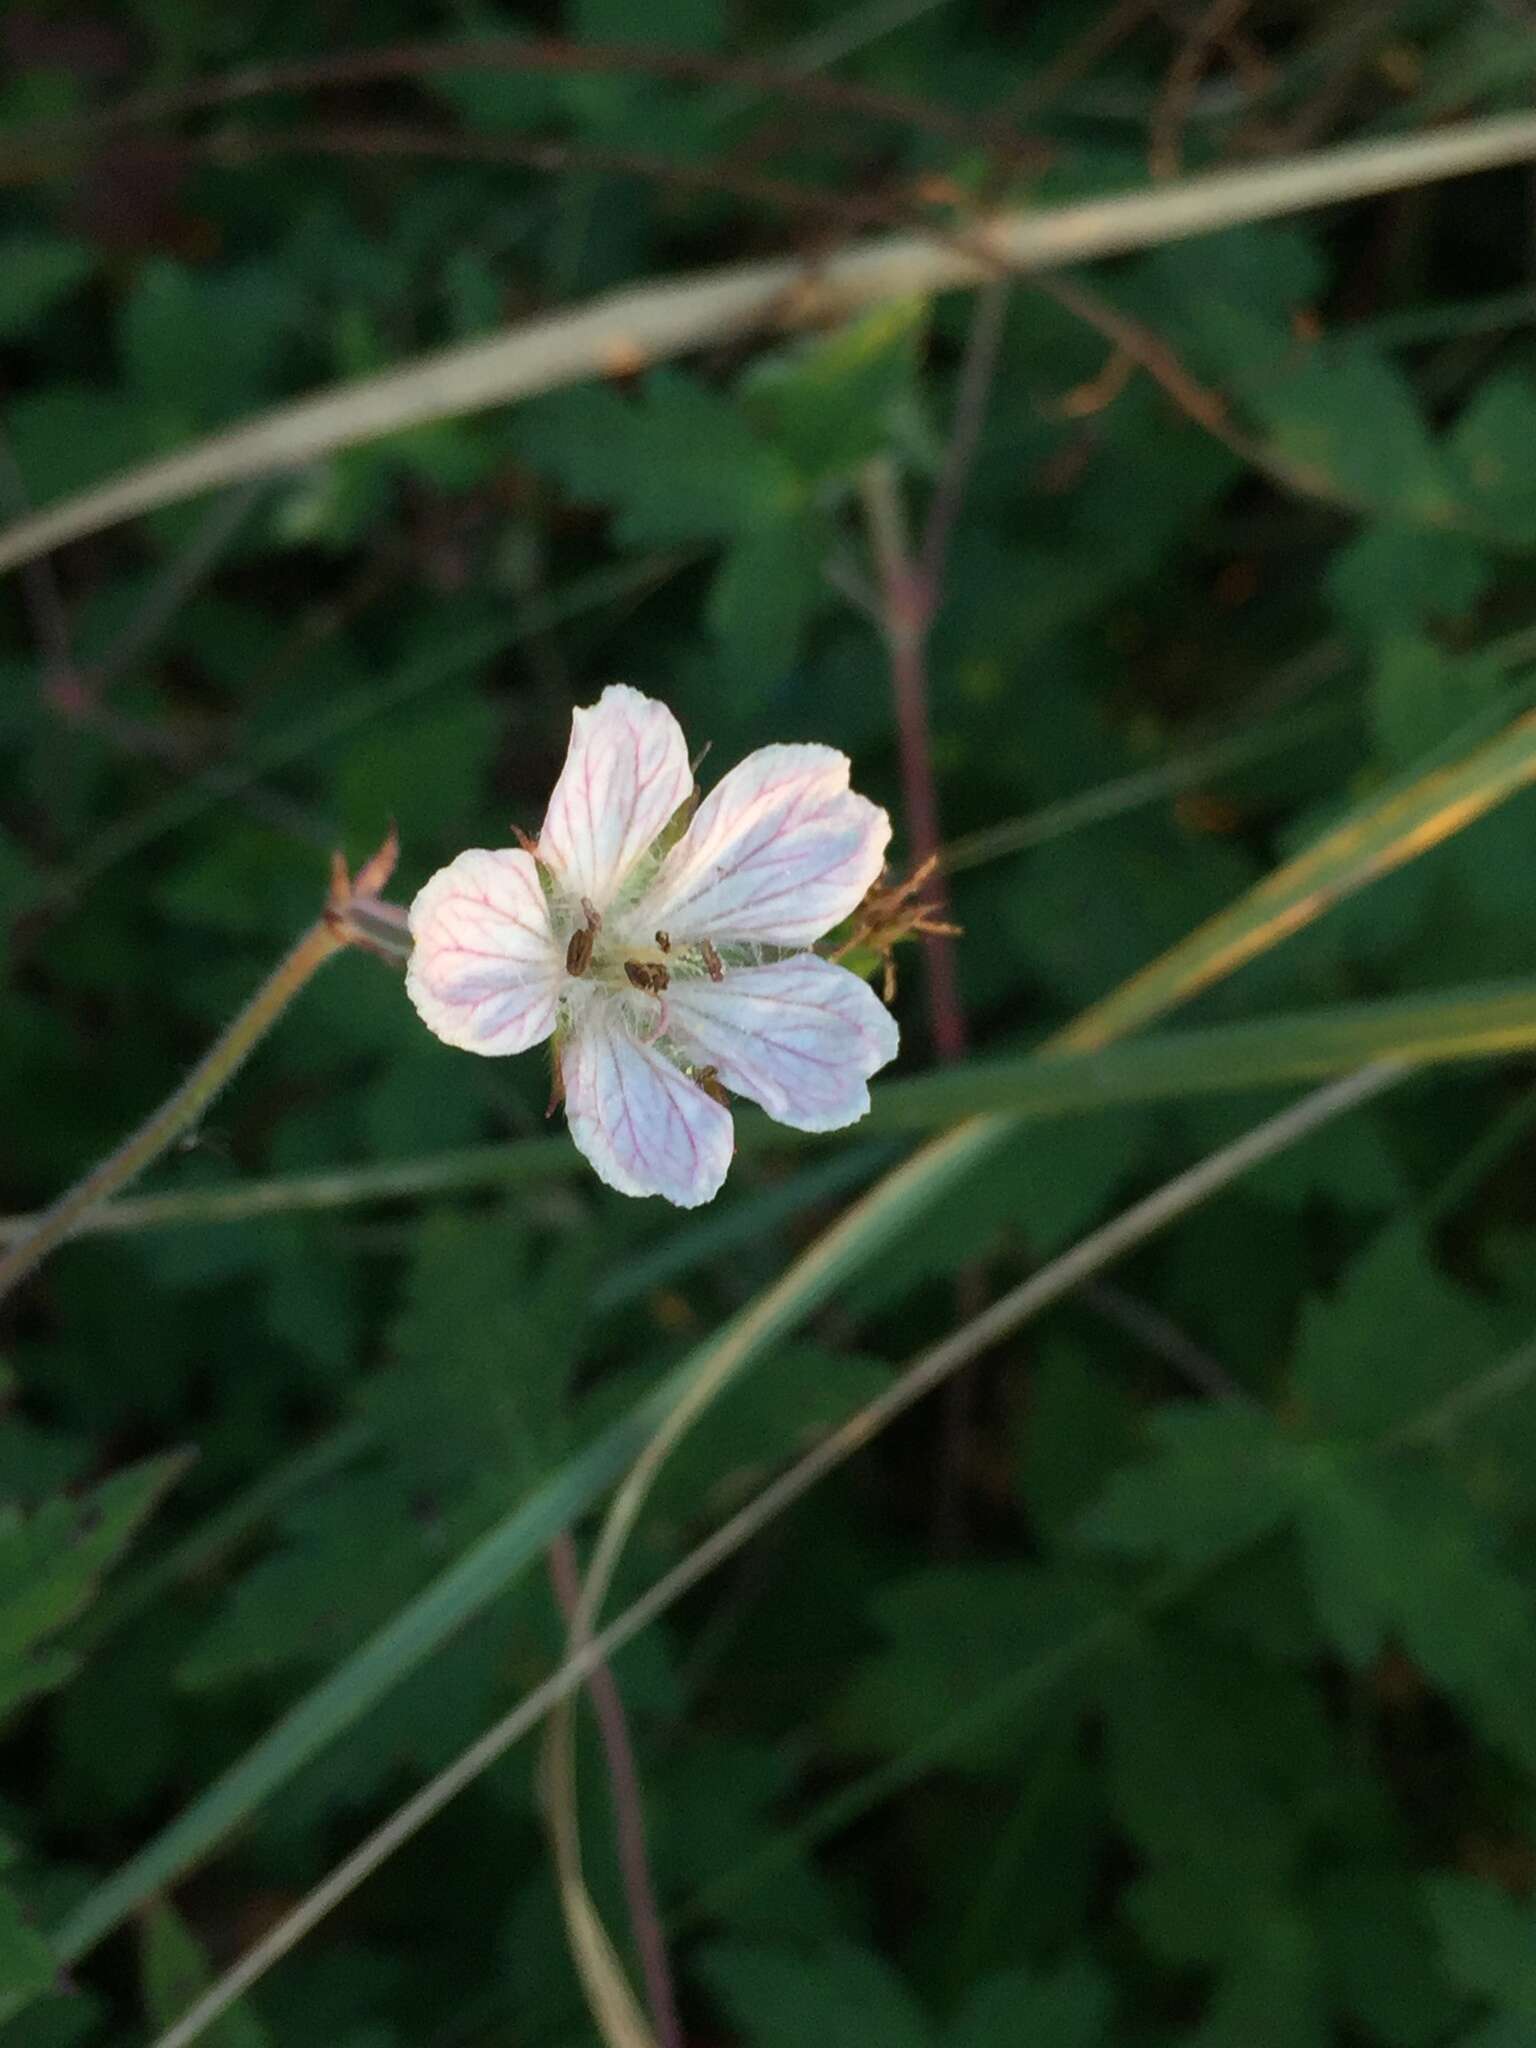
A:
405;685;899;1207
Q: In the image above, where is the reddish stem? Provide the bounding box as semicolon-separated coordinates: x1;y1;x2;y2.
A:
546;1533;683;2048
885;586;968;1062
860;291;1011;1544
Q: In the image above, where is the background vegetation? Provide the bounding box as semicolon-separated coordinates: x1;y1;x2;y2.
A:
7;2;1536;2043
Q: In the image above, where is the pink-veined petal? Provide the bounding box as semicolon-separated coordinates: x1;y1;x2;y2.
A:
406;848;562;1056
564;1002;733;1207
538;683;693;909
632;744;890;948
664;956;899;1132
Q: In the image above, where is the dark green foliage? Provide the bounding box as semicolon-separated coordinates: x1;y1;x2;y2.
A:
6;4;1536;2047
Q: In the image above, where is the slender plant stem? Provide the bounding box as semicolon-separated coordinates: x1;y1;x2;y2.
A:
0;919;344;1306
1149;0;1256;179
187;122;900;230
545;1535;682;2048
89;482;267;696
0;421;74;685
940;690;1353;874
861;287;1008;1540
0;35;1029;169
920;280;1010;592
1080;1277;1251;1404
12;972;1536;1246
0;834;404;1305
1415;1076;1536;1228
858;457;967;1060
142;1061;1402;2048
861;456;972;1533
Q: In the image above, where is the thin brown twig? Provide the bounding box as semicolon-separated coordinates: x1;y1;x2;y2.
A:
858;259;1280;1542
993;0;1154;123
90;480;265;696
858;458;968;1062
1257;1;1404;157
921;279;1011;591
856;281;1012;1549
0;834;401;1307
1081;1277;1250;1403
1032;269;1356;508
186;121;905;230
0;36;1044;175
545;1535;681;2048
1150;2;1264;69
1153;0;1273;98
0;419;75;687
863;283;1009;1047
1149;0;1255;179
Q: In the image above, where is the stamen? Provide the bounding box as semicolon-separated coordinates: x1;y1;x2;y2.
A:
700;939;724;983
625;960;670;995
655;930;671;952
693;1064;729;1106
565;898;604;976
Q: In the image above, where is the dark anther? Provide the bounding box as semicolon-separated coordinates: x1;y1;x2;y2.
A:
625;960;670;995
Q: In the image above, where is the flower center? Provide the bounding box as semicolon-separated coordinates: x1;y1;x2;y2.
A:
555;895;671;1000
555;893;735;1008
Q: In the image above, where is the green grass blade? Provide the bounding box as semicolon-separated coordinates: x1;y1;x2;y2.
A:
59;698;1536;1963
51;1120;998;1963
1060;705;1536;1050
15;974;1536;1242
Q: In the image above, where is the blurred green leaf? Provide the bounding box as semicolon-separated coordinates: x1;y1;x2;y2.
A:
1017;1344;1139;1547
946;1959;1113;2048
832;1566;1106;1769
1329;528;1492;641
516;370;800;545
1245;340;1454;520
119;260;298;429
1314;1866;1464;2047
0;1861;57;2022
1293;1458;1536;1769
700;1941;931;2048
706;513;828;686
1368;638;1509;769
1450;375;1536;544
0;237;92;342
335;689;498;847
140;1902;271;2047
1101;1630;1330;1866
0;1455;186;1724
1290;1226;1497;1442
741;300;928;480
1425;1874;1536;2018
1077;1409;1293;1566
4;387;165;506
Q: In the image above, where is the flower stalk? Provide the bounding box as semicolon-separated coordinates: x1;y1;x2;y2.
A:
0;832;400;1306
